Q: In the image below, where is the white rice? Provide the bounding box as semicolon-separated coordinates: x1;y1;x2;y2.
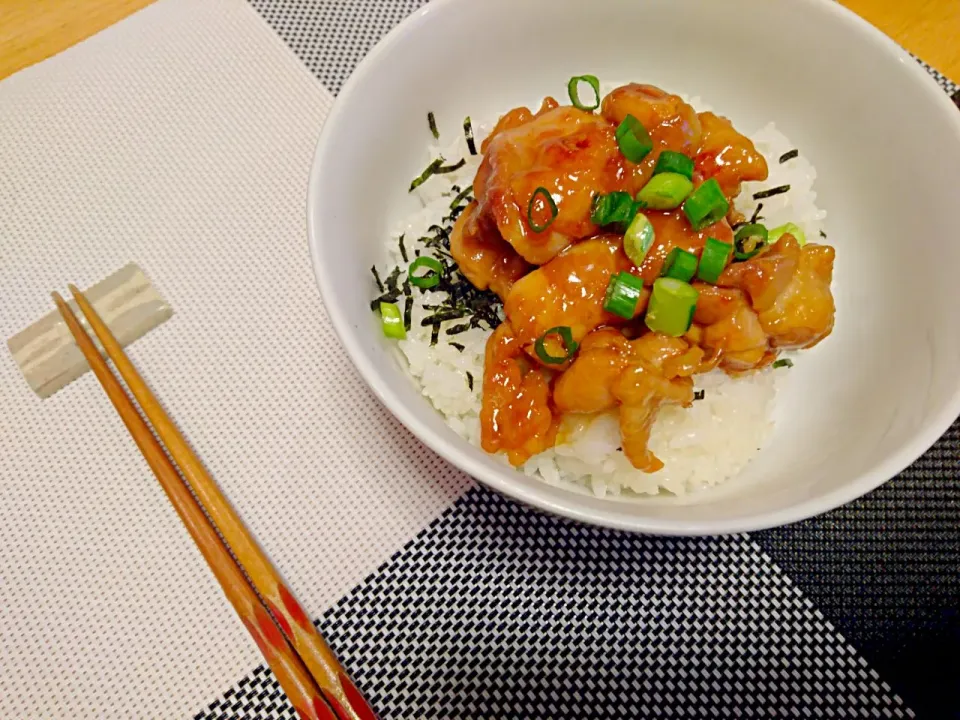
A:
384;100;825;497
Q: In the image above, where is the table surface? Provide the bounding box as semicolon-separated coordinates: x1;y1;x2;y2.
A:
1;0;958;83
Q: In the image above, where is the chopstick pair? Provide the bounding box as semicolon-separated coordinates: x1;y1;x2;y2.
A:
52;286;377;720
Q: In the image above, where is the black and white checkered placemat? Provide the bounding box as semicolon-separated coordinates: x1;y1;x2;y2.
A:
196;2;960;717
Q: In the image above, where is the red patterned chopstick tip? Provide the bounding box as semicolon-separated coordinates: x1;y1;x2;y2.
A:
279;583;313;631
242;617;272;660
293;703;313;720
254;605;287;652
326;696;349;719
312;696;338;720
339;672;379;720
267;599;294;639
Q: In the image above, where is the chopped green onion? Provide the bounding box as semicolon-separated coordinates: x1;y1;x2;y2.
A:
535;326;579;365
408;256;443;289
463;116;477;155
427;111;439;140
682;178;729;231
379;302;406;339
590;191;637;228
768;222;807;246
696;237;733;283
635;172;694;210
623;213;655;266
772;358;794;369
603;271;644;319
527;187;559;233
644;278;699;337
661;247;698;282
615;114;654;164
733;223;769;261
653;151;694;180
567;75;601;111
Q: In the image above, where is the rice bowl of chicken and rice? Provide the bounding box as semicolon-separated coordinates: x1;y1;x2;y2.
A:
370;84;832;498
308;0;960;534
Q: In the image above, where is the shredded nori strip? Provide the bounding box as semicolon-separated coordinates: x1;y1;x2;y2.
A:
773;358;794;369
449;342;465;352
427;111;439;140
436;158;466;175
449;184;474;210
731;204;763;231
369;291;399;311
779;149;799;164
398;234;408;263
820;230;827;239
384;266;402;293
420;309;467;326
752;184;791;200
427;224;450;242
402;279;412;331
374;151;504;339
694;390;706;401
409;157;445;192
371;266;384;292
464;116;477;156
466;371;474;391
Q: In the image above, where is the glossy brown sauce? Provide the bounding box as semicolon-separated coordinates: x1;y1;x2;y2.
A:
467;83;834;471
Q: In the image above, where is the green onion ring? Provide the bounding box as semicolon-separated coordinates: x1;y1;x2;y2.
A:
567;75;601;111
603;272;644;319
527;187;559;233
733;223;769;261
408;256;443;289
615;114;654;164
535;326;579;365
379;302;406;339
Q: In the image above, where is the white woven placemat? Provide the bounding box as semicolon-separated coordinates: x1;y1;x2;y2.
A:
0;1;471;716
4;0;954;717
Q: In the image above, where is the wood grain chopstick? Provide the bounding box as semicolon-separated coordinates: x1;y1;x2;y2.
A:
52;290;376;720
65;284;376;720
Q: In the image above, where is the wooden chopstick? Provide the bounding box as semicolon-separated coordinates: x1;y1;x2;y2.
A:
64;284;376;720
53;289;377;720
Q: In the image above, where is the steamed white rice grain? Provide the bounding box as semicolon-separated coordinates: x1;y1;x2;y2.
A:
381;98;823;497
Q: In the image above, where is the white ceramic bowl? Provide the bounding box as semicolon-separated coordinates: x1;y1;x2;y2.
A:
308;0;960;535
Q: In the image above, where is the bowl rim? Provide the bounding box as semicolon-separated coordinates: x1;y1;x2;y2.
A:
307;0;960;535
